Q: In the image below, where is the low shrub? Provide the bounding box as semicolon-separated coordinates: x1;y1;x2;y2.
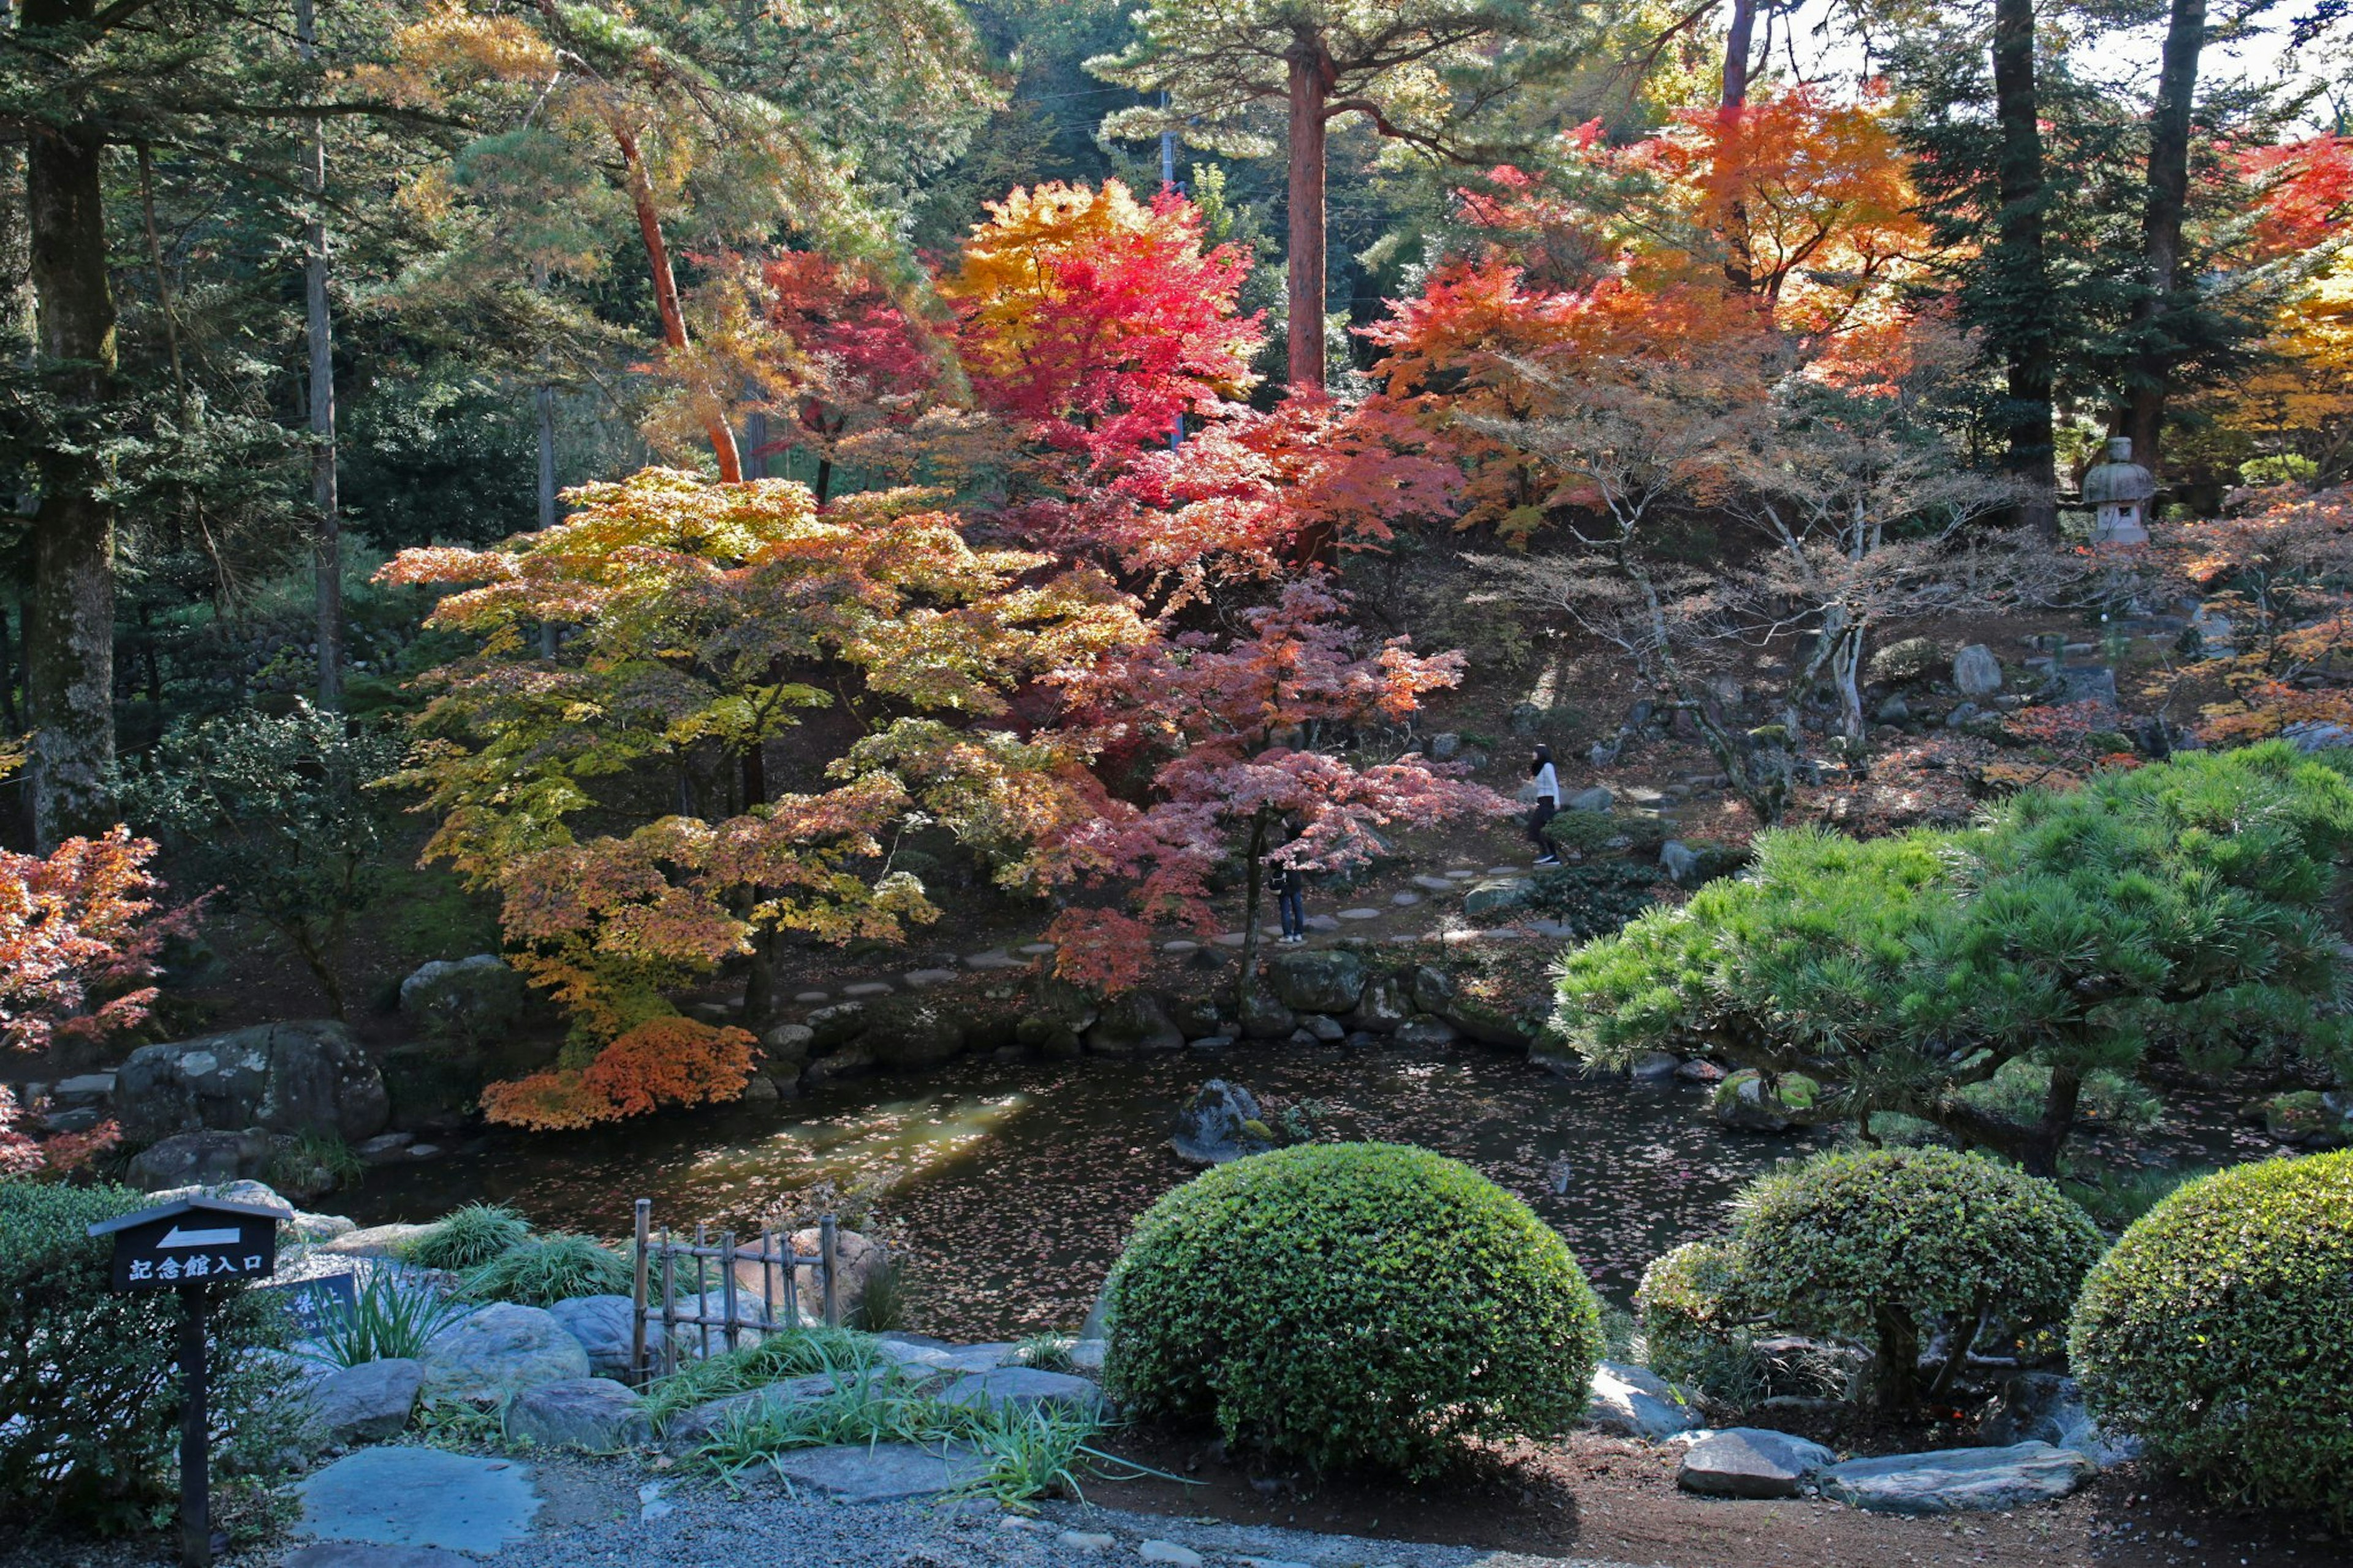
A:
1104;1142;1604;1477
0;1181;306;1537
1635;1240;1741;1384
2071;1153;2353;1521
404;1203;533;1271
1730;1146;2102;1411
461;1233;632;1307
304;1265;469;1367
1523;860;1660;939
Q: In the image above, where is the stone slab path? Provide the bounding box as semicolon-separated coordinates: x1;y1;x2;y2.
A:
295;1449;541;1555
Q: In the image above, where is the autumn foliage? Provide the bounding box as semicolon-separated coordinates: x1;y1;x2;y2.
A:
480;1017;758;1131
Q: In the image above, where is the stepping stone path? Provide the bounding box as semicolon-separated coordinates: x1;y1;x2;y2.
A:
1162;939;1199;953
1446;868;1477;879
1678;1427;1838;1498
1336;907;1381;920
761;1440;992;1502
1019;942;1056;956
1410;874;1455;892
1484;864;1523;876
840;981;895;998
792;991;830;1004
1391;890;1422;906
1817;1441;2097;1514
283;1548;474;1568
936;1365;1110;1418
1213;933;1247;947
901;968;958;989
297;1447;540;1554
963;949;1023;970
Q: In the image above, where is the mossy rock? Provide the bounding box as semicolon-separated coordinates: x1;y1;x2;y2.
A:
2264;1090;2351;1148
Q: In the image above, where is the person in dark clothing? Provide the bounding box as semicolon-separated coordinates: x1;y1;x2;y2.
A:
1271;814;1308;942
1529;744;1561;865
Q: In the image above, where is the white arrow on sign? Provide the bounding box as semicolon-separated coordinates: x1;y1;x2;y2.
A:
158;1225;243;1249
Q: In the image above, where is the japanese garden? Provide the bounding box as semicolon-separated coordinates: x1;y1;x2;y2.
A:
3;2;2353;1567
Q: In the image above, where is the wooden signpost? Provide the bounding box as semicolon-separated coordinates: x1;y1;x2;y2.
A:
88;1195;288;1568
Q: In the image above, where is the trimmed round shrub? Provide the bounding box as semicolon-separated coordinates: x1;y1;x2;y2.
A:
1636;1239;1741;1384
1103;1142;1604;1477
2071;1153;2353;1520
404;1203;532;1271
1730;1145;2102;1409
0;1181;306;1536
461;1233;632;1307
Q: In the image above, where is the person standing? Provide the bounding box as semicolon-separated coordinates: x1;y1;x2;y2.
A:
1271;814;1308;942
1529;744;1561;865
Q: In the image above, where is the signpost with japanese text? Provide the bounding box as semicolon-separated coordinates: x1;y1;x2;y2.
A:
88;1195;286;1568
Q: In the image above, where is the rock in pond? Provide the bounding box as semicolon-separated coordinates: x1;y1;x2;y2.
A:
1086;990;1184;1056
1586;1361;1702;1439
935;1367;1108;1420
547;1295;662;1381
506;1377;651;1452
115;1020;388;1144
1170;1079;1274;1167
855;995;966;1071
302;1357;422;1447
1677;1428;1838;1498
1817;1442;2096;1514
1262;949;1366;1013
1711;1069;1817;1133
419;1302;589;1407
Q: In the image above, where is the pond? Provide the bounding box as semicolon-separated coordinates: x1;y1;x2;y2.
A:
344;1042;1831;1341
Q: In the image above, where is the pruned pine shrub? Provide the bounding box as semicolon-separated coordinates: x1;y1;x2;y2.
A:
0;1182;306;1536
2071;1153;2353;1521
1730;1146;2102;1410
1104;1143;1604;1477
403;1203;532;1271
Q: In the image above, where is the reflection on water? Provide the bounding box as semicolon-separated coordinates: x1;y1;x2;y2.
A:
346;1042;1827;1340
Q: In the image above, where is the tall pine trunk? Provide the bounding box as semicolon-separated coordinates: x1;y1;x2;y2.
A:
1990;0;2058;534
22;0;116;848
298;0;341;711
1284;30;1328;396
2124;0;2204;475
1721;0;1755;108
614;123;742;482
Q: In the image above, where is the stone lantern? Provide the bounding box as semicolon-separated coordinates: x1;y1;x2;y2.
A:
2082;436;2155;545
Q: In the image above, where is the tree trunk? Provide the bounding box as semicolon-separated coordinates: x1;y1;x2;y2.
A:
613;122;743;482
2124;0;2205;475
21;14;118;847
1721;0;1756;108
1990;0;2058;534
297;0;341;711
1868;1303;1922;1412
1284;31;1328;397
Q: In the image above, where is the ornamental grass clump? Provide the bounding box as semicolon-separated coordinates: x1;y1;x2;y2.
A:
1103;1142;1604;1477
2070;1153;2353;1521
461;1233;632;1308
403;1203;533;1271
1729;1146;2102;1411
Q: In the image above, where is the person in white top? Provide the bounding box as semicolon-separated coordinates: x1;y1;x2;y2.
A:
1528;744;1561;865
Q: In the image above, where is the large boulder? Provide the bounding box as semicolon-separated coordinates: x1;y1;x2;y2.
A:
934;1367;1108;1420
1085;991;1184;1056
547;1295;662;1381
1015;980;1097;1058
1585;1360;1702;1439
1952;645;2003;698
1462;877;1534;920
1817;1442;2096;1514
1867;637;1944;687
419;1303;591;1406
1236;984;1295;1041
127;1129;276;1191
1711;1069;1815;1133
719;1227;891;1327
300;1357;423;1447
115;1021;388;1144
1263;949;1366;1015
857;996;966;1072
1342;975;1411;1036
1677;1428;1838;1499
505;1377;650;1452
661;1372;851;1451
1170;1080;1273;1167
398;955;527;1043
803;1002;870;1053
760;1023;814;1079
2262;1089;2351;1148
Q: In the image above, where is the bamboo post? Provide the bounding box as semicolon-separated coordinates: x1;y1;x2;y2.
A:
820;1213;840;1328
760;1229;777;1328
630;1199;651;1385
782;1226;802;1328
719;1230;740;1353
659;1227;677;1377
694;1222;711;1362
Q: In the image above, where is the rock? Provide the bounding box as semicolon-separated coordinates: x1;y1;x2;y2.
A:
964;949;1024;971
1507;702;1545;737
1298;1014;1344;1043
1343;975;1411;1036
840;982;895;999
1677;1428;1839;1499
1566;785;1614;814
1139;1543;1204;1568
1237;985;1296;1041
355;1132;414;1164
2262;1089;2351;1147
52;1072;114;1101
1058;1531;1116;1554
547;1295;661;1381
1264;949;1366;1013
1952;644;2003;697
506;1377;651;1452
397;956;526;1043
1658;841;1699;884
1067;1339;1107;1373
1167;994;1234;1040
871;1335;1019;1376
1462;877;1534;920
1409;874;1455;893
419;1303;591;1407
805;1003;870;1051
1867;637;1944;687
115;1021;388;1144
1817;1442;2096;1515
1944;701;1982;729
1409;965;1456;1015
1629;1051;1681;1081
127;1129;275;1190
738;1075;781;1104
2052;665;2118;708
1675;1059;1726;1084
801;1044;878;1086
902;968;958;990
320;1222;436;1259
763;1441;992;1502
2283;719;2353;753
935;1367;1109;1420
764;1226;890;1326
1980;1373;2139;1467
295;1447;542;1555
1389;890;1421;907
1875;694;1911;724
1711;1069;1816;1133
1303;914;1341;933
1016;980;1097;1056
1171;1080;1273;1166
857;996;966;1071
762;1023;815;1075
281;1547;474;1568
661;1373;858;1450
1585;1360;1702;1439
1394;1017;1459;1048
1427;732;1463;760
1335;907;1381;922
302;1357;422;1447
1086;991;1185;1056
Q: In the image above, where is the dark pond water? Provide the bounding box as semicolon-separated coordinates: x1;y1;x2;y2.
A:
344;1042;1834;1341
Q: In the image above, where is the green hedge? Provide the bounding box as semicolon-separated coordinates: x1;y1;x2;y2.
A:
1635;1239;1741;1386
1730;1146;2102;1409
1104;1143;1603;1477
0;1181;305;1536
2071;1153;2353;1520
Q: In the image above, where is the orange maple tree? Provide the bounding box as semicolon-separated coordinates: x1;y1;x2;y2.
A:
480;1017;758;1131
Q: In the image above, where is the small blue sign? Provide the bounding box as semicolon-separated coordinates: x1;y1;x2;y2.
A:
259;1273;358;1333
